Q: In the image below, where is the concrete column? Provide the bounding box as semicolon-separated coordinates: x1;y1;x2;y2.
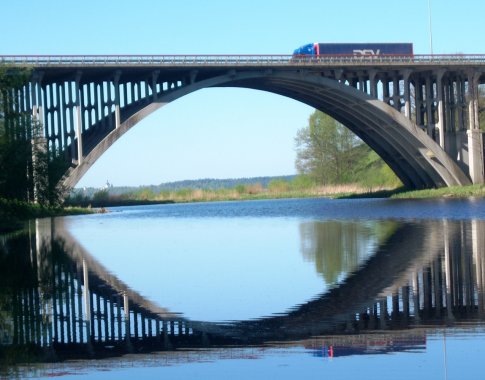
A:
472;220;485;315
442;79;454;156
458;77;466;131
443;220;454;320
382;77;390;104
47;83;55;143
412;275;420;321
415;77;424;128
129;82;135;103
467;71;484;183
123;82;128;106
86;83;93;128
358;74;365;92
400;70;412;119
109;297;115;341
144;80;150;102
435;70;446;149
425;75;434;138
433;259;442;314
133;310;139;340
156;320;161;341
137;80;142;101
368;70;378;98
67;81;77;162
114;71;121;129
123;292;131;345
392;75;400;111
468;129;484;183
74;72;84;165
55;84;65;152
76;276;84;343
82;259;92;343
402;286;410;320
116;295;122;340
151;70;160;101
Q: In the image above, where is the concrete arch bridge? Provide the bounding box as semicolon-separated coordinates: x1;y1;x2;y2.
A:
2;54;485;189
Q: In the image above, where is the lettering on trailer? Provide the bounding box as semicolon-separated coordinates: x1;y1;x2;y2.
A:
353;49;381;56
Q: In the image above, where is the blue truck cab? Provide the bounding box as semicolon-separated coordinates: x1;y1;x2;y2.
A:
293;43;316;56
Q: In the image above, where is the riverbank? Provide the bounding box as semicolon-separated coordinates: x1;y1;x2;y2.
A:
75;184;394;206
65;183;485;209
0;198;93;234
339;184;485;199
388;184;485;199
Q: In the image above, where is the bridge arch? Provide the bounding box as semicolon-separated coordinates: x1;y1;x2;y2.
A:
63;70;471;189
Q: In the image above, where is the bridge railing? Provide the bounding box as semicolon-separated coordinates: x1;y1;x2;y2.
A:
2;54;485;67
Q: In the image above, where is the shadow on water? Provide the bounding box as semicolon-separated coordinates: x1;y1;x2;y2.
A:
1;216;485;374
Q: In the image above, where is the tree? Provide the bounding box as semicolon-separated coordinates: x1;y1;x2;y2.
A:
295;110;364;184
0;65;33;201
294;110;401;188
0;64;67;205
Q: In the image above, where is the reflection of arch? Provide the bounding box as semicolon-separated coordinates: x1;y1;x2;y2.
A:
51;217;452;342
201;220;456;342
62;71;471;189
51;218;182;321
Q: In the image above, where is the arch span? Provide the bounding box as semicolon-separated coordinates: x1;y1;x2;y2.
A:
62;71;471;189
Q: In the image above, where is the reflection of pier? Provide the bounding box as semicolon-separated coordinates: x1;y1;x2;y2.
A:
1;218;485;361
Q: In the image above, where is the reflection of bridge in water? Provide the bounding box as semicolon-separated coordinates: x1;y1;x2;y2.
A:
1;218;485;361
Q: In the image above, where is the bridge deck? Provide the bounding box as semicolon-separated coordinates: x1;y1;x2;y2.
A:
2;54;485;68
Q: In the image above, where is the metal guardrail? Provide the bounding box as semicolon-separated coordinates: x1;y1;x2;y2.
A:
2;54;485;67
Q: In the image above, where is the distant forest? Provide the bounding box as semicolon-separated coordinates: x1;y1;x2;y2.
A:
76;175;296;198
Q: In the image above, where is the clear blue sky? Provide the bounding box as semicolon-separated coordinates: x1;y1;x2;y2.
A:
1;0;484;187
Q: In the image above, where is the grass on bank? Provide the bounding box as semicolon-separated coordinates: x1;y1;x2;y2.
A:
389;184;485;199
340;184;485;199
0;198;92;233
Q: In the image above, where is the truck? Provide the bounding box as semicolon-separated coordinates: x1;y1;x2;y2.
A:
293;43;414;56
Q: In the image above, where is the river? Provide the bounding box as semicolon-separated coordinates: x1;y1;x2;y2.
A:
1;197;485;379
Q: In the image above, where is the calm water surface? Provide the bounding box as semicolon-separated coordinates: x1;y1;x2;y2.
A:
2;197;485;379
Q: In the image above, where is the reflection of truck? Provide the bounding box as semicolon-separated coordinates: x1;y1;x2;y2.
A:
293;43;414;56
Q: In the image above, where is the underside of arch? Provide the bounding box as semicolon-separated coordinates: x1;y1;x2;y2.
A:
62;70;471;190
